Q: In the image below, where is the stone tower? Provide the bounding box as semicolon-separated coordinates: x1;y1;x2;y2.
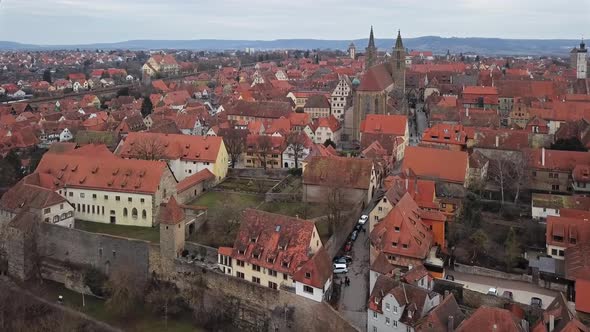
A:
391;30;406;94
349;42;356;60
365;26;377;69
574;39;588;79
158;197;186;261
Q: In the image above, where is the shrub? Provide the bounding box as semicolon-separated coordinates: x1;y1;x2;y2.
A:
84;266;107;297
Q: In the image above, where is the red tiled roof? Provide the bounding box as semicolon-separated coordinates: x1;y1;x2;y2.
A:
0;174;67;212
314;115;341;132
565;243;590;281
456;307;526;332
574;279;590;314
358;63;394;91
226;100;292;119
526;149;590;171
118;132;223;163
228;209;318;275
546;216;590;249
176;169;214;193
35;149;167;194
370;193;434;260
158;197;184;225
303;156;373;190
421;123;467;146
416;294;465;332
361;114;408;136
292;247;332;289
402;146;468;184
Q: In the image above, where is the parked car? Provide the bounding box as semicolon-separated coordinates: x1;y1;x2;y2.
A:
531;297;543;308
358;215;369;225
333;263;348;274
502;291;514;301
344;241;353;252
333;255;353;265
445;274;455;281
354;223;363;231
333;257;349;266
487;287;499;296
350;230;358;241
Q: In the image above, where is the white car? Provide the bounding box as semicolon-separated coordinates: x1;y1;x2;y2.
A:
358;215;369;225
487;287;499;296
333;263;348;274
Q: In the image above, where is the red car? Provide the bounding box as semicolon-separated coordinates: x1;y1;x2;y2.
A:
344;241;353;252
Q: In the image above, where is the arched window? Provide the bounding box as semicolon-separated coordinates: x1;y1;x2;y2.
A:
142;210;147;219
123;208;128;217
61;213;67;220
67;211;73;218
53;215;59;223
132;208;138;219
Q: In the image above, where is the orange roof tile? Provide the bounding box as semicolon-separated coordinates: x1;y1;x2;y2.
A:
402;146;468;184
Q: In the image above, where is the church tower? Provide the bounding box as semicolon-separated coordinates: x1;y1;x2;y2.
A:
575;39;587;79
365;26;377;69
391;30;406;94
349;42;356;60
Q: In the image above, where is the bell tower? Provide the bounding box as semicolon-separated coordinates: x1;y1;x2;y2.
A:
391;30;406;94
365;26;377;69
576;39;587;79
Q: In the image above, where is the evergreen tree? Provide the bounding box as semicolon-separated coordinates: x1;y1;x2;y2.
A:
141;97;153;117
504;227;520;269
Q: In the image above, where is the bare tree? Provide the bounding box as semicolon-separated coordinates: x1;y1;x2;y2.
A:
326;184;346;234
487;156;513;204
146;280;184;331
256;135;272;170
105;266;144;317
286;131;307;169
220;128;247;168
510;151;531;204
129;136;166;160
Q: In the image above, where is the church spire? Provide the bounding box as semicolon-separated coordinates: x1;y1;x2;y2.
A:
365;26;377;69
395;29;404;50
368;26;375;48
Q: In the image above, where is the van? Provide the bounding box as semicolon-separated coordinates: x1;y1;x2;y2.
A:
333;263;348;274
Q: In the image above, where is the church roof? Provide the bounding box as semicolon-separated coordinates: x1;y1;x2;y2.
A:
357;63;394;91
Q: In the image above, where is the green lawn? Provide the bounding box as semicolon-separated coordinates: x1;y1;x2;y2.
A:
75;220;160;243
190;191;264;210
216;177;279;193
40;280;202;332
259;201;327;219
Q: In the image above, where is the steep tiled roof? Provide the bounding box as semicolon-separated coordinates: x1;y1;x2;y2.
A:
416;294;465;332
0;174;67;212
370;251;395;275
358;63;394;91
526;149;590;171
361;114;407;136
473;128;530;151
370;193;433;260
292;247;332;289
158;197;184;225
118;132;223;163
368;275;399;314
402;264;430;284
314;115;341;132
35;149;167;194
531;293;587;332
228;209;317;275
403;147;468;184
303;156;373;190
303;95;330;109
565;243;590;281
456;307;526;332
532;194;590;211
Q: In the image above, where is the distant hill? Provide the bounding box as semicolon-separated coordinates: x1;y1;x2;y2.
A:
0;36;580;56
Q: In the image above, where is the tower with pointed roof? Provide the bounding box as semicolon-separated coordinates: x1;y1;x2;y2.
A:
159;197;186;261
349;42;356;60
572;39;587;79
391;30;406;94
365;26;377;69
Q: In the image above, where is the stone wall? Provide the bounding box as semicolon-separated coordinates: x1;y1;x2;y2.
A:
37;223;151;282
454;263;533;282
172;262;358;332
229;168;289;179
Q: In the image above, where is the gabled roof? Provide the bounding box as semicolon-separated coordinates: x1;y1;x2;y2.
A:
226;100;291;119
0;174;67;212
117;132;223;163
456;307;526;332
402;147;468;184
360;114;408;136
292;247;332;289
416;294;465;332
370;193;434;260
176;169;215;193
358;63;394;91
303;156;373;190
226;209;318;275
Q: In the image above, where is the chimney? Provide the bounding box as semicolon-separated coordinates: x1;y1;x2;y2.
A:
465;107;469;117
492;324;498;332
405;177;409;190
448;315;455;332
542;147;546;166
408;264;414;271
549;315;555;332
495;135;499;148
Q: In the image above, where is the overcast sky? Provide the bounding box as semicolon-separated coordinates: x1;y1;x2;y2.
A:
1;0;588;44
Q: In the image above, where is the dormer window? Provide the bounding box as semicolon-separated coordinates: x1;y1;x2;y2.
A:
305;272;311;279
402;244;408;249
394;226;400;232
253;253;260;259
238;249;245;255
282;261;289;268
250;237;257;243
392;242;398;247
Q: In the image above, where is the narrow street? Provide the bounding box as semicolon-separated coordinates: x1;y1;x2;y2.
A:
409;103;428;146
337;223;370;332
450;270;559;309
